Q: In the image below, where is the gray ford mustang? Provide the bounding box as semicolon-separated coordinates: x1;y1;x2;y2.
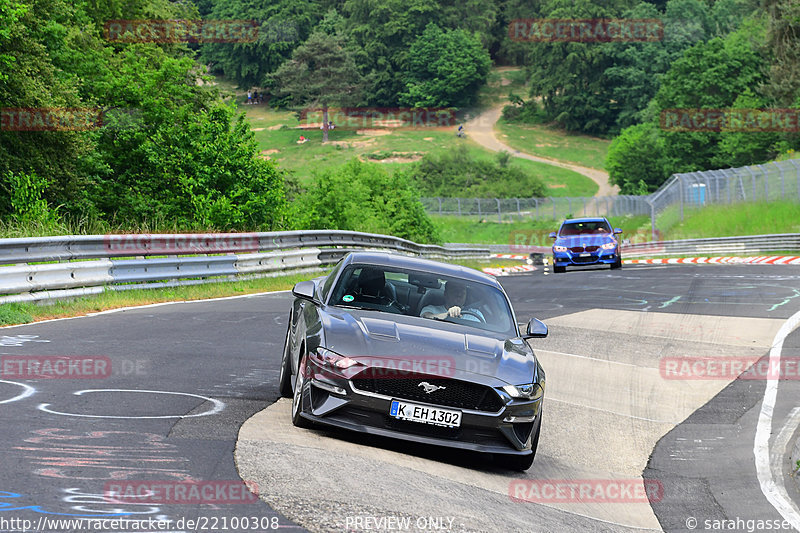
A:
278;251;547;470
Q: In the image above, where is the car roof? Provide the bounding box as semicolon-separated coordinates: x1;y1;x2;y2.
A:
339;251;501;288
561;217;610;224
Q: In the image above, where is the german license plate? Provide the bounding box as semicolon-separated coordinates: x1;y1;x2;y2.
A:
580;253;591;257
389;400;462;428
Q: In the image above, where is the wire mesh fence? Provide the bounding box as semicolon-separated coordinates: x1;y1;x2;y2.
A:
421;158;800;237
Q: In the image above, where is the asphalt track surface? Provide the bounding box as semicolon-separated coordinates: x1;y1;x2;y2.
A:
1;263;800;533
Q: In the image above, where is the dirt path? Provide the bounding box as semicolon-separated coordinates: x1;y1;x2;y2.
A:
464;104;619;197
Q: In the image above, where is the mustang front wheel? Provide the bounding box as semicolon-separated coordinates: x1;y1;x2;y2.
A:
291;353;312;428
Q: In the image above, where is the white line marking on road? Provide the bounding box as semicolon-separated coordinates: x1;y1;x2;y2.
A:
37;389;225;419
0;379;35;404
538;349;642;369
547;397;679;424
754;308;800;530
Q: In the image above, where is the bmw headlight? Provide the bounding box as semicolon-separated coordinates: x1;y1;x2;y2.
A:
553;245;568;252
503;382;544;400
601;241;617;250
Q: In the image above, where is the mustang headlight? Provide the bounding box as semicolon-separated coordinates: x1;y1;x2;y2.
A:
316;347;361;372
601;241;617;250
553;245;568;252
503;382;544;400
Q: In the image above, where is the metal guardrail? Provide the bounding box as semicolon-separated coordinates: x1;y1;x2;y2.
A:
0;231;491;304
466;233;800;258
621;233;800;258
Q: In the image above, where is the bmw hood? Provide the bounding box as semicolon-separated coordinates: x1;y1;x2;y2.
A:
554;234;617;249
318;309;539;387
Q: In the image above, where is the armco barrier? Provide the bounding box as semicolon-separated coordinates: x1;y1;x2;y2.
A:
0;231;490;304
622;233;800;258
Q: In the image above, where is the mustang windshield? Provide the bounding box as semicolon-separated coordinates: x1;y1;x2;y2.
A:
329;264;516;336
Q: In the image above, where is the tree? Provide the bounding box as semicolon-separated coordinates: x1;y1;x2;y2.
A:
524;0;630;134
200;0;322;89
606;122;669;193
0;0;96;216
342;0;441;106
270;31;364;142
409;145;547;198
761;0;800;106
713;90;782;168
399;24;491;108
653;24;767;171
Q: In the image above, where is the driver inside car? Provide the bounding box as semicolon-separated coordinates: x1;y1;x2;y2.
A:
420;280;485;323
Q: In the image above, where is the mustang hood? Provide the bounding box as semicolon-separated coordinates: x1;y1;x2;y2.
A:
318;309;537;387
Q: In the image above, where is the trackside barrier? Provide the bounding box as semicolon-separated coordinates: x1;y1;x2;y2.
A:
621;233;800;258
0;231;490;303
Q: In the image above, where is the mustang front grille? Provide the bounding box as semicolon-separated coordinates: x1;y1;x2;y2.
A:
352;376;504;412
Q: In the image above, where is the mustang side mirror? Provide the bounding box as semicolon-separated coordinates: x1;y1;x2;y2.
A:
292;280;316;301
523;318;548;339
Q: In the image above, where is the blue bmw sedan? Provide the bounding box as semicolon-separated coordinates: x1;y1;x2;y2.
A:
549;217;623;273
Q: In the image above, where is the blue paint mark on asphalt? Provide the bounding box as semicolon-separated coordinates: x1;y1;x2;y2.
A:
0;491;130;517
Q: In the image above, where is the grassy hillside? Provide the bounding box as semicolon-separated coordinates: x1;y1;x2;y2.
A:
495;120;611;170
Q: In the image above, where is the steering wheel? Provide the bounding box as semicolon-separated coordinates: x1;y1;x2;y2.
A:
459;310;486;323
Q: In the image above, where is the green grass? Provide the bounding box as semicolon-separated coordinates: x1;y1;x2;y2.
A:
495;119;611;170
661;201;800;240
249;116;598;195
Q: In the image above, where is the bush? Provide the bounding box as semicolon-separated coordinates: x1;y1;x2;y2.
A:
3;171;62;228
291;159;439;244
409;145;546;198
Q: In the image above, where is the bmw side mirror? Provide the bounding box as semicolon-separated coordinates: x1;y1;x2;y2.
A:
292;280;315;301
614;228;622;234
548;232;557;239
523;318;548;339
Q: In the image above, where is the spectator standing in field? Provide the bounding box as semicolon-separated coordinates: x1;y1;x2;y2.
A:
247;91;252;104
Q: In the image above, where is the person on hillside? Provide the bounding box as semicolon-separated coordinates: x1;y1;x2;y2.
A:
247;91;252;105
